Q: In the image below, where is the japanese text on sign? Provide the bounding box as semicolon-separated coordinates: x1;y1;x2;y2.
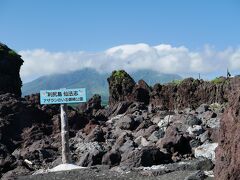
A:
40;88;86;105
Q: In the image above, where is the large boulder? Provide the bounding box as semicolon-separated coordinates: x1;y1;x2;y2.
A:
0;43;23;97
101;149;121;166
120;147;172;168
157;126;191;154
215;91;240;179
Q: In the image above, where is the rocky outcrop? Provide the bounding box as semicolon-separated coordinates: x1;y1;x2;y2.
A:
0;43;23;97
215;91;240;180
150;77;240;110
132;80;151;105
108;70;136;106
108;70;240;110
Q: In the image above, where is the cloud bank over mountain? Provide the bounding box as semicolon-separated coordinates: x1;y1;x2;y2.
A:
19;43;240;83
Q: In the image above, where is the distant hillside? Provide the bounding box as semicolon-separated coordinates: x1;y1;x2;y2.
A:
22;69;182;102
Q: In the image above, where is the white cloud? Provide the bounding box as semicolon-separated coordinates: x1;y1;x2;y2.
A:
19;43;240;83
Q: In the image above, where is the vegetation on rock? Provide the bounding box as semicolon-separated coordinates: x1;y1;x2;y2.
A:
210;77;225;84
8;50;18;57
170;79;183;85
112;70;126;79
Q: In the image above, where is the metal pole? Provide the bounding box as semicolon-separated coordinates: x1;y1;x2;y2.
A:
60;104;71;164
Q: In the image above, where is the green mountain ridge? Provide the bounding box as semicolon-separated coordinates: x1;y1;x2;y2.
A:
22;69;182;102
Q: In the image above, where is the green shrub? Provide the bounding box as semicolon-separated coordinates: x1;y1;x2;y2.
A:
170;79;183;85
8;50;18;57
112;70;125;79
211;77;225;84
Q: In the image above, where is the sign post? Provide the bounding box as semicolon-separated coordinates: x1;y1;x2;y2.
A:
60;103;71;163
40;88;86;164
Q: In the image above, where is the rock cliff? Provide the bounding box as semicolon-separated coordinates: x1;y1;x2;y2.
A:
108;70;240;110
215;91;240;179
0;43;23;97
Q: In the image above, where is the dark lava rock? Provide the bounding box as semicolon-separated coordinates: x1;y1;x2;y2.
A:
102;149;121;166
132;80;151;105
77;94;102;114
86;125;105;142
158;126;191;154
189;139;201;149
215;91;240;180
0;93;51;152
108;70;136;106
184;170;206;180
150;76;240;110
185;115;202;126
148;129;165;143
68;110;89;132
78;150;106;167
0;143;16;176
116;115;137;130
120;147;172;168
0;43;23;97
107;101;132;117
119;140;135;153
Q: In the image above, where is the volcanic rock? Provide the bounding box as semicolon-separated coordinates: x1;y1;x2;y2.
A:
108;70;136;106
158;126;191;154
215;91;240;179
120;147;172;168
77;94;102;114
102;149;121;166
116;115;137;130
150;77;240;110
0;43;23;97
132;80;151;104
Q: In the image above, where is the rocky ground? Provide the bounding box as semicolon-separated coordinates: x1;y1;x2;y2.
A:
1;43;240;180
0;91;222;179
17;165;213;180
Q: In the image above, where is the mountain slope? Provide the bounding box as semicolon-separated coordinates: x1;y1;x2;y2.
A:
22;69;182;102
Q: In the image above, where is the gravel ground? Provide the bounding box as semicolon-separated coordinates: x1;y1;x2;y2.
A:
17;168;213;180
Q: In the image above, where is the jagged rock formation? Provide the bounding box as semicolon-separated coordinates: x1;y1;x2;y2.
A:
132;80;151;105
108;70;136;105
0;43;23;97
150;77;239;110
215;91;240;180
107;70;240;110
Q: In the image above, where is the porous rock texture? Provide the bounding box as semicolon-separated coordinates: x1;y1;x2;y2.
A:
150;77;240;110
108;70;136;106
108;70;240;110
0;43;23;97
215;91;240;180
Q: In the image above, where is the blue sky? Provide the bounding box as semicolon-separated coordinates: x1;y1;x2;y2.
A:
1;0;239;51
1;0;240;82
